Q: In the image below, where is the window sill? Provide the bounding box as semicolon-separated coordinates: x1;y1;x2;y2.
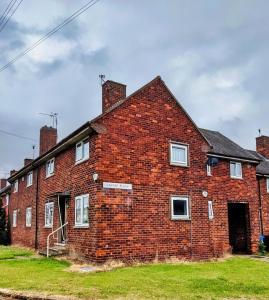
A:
171;217;191;221
170;162;189;168
25;226;31;228
75;158;89;166
230;176;243;180
74;225;89;229
44;226;53;229
26;185;32;188
46;174;54;179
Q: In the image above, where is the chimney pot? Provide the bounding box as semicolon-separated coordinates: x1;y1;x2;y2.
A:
102;80;126;113
256;135;269;158
39;126;57;156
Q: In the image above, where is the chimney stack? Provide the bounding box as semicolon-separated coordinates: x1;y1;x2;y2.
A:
0;179;7;189
10;170;16;177
102;80;126;113
24;158;33;166
39;126;57;156
256;135;269;158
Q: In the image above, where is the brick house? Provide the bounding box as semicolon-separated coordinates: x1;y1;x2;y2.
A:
5;76;269;262
0;179;11;221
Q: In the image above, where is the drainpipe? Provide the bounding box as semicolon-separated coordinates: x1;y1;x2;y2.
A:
258;176;264;235
34;167;40;250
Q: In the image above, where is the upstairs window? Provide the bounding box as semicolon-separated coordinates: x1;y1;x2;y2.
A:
75;194;89;227
13;180;18;193
267;178;269;193
230;162;242;179
171;196;190;220
13;210;17;227
26;207;32;227
5;194;9;206
27;171;33;187
170;143;188;167
45;202;54;228
46;158;55;178
75;139;89;163
207;164;212;176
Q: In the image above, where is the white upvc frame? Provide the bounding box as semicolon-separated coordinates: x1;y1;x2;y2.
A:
45;202;54;228
13;210;17;227
13;180;18;193
46;158;55;178
208;200;214;220
26;207;32;227
207;164;212;176
75;138;89;164
171;196;190;220
267;178;269;193
170;142;189;167
26;171;33;187
75;194;89;227
230;161;243;179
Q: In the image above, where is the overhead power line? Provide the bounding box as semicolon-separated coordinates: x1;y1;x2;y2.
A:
0;0;18;26
0;0;100;73
0;0;24;33
0;129;36;142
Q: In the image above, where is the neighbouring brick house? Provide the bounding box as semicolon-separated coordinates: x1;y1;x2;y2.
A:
4;76;269;262
0;179;11;221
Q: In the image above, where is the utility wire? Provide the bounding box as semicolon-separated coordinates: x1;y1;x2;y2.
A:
0;0;24;33
0;0;18;26
0;0;100;73
0;129;36;142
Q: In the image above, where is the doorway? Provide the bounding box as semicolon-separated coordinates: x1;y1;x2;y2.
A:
58;197;67;244
228;203;250;253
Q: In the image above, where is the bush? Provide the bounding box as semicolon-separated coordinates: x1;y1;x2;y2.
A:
0;197;10;245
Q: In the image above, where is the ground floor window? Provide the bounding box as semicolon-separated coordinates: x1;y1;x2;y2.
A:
45;202;54;228
75;194;89;227
208;200;214;220
26;207;32;227
13;210;17;227
171;196;190;220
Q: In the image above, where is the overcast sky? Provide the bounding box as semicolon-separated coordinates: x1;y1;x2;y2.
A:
0;0;268;177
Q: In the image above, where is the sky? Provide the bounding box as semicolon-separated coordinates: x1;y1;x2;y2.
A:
0;0;268;177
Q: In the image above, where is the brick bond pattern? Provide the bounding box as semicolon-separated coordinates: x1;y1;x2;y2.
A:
7;77;261;262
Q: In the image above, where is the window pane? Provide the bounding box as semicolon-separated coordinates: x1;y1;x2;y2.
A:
236;163;242;177
173;199;187;216
76;199;81;224
50;160;54;174
83;141;89;160
76;143;83;161
230;163;236;176
172;147;185;162
82;196;89;224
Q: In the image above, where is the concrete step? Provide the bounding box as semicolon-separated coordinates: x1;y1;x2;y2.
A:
39;245;69;257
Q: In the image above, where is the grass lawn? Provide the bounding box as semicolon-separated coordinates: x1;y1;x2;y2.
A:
0;245;33;260
0;247;269;299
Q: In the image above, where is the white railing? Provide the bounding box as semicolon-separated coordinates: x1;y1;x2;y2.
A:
46;222;68;258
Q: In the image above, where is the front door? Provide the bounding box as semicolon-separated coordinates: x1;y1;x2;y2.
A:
228;203;250;253
58;198;67;243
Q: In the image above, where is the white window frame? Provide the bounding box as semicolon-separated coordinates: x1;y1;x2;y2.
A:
207;164;212;176
27;171;33;187
46;158;55;178
230;161;242;179
267;178;269;193
75;138;89;164
45;202;54;228
5;194;9;206
171;196;190;220
13;210;17;227
75;194;89;227
13;180;18;193
170;143;189;167
26;207;32;227
208;200;214;220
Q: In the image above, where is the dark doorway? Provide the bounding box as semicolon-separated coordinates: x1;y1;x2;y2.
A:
228;203;250;253
58;198;67;244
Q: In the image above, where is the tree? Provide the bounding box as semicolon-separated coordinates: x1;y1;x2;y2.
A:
0;197;9;245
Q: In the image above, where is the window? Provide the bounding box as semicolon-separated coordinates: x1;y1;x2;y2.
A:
208;201;214;220
27;171;33;187
171;196;190;220
75;139;89;163
5;194;9;206
46;158;55;178
267;178;269;193
13;210;17;227
26;207;32;227
170;143;188;166
13;180;18;193
75;194;89;227
230;162;242;179
45;202;54;228
207;164;212;176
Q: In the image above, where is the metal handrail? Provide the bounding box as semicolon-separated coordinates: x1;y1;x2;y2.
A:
46;222;68;258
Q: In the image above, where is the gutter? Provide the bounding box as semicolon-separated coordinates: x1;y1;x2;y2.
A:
207;153;261;164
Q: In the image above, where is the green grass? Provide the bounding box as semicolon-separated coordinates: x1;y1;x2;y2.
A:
0;252;269;299
0;246;33;260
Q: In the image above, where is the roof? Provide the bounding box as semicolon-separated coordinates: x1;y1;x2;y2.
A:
247;150;269;176
200;128;260;162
